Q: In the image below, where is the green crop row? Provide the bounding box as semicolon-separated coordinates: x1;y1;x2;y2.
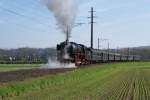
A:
0;64;41;72
0;62;150;100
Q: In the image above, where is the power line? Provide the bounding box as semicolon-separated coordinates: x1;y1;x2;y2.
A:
0;5;52;28
3;0;52;20
0;0;86;29
0;6;51;33
0;17;49;34
0;0;85;35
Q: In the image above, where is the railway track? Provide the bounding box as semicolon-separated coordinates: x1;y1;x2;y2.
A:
0;68;75;84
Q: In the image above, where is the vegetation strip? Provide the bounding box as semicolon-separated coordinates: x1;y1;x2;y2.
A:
0;62;150;100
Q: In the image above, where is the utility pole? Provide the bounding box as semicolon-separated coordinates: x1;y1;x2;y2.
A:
133;48;135;61
127;48;130;61
116;46;119;54
132;48;134;55
88;7;96;49
98;38;108;50
127;48;130;55
88;7;96;62
90;7;94;49
98;38;100;49
108;42;110;53
107;42;110;61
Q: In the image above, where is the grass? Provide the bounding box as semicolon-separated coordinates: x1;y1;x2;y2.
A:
0;62;150;100
0;64;42;72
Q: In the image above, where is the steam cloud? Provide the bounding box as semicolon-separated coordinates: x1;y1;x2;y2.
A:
43;0;78;37
41;0;77;69
42;58;76;69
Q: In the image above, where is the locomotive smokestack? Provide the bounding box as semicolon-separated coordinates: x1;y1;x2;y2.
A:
66;26;69;44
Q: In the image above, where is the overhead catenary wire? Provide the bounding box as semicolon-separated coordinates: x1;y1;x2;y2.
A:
0;0;86;35
0;0;52;20
0;5;52;28
0;6;51;33
0;0;85;30
0;16;49;34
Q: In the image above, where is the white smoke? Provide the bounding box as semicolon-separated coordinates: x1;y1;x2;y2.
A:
63;43;71;59
43;0;78;36
41;0;78;69
42;58;76;69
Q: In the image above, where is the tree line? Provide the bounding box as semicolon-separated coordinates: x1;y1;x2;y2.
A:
0;46;149;64
0;48;56;64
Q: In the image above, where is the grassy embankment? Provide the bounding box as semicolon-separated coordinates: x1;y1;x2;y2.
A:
0;64;41;72
0;62;150;100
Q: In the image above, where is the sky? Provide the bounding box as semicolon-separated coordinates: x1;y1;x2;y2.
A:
0;0;150;49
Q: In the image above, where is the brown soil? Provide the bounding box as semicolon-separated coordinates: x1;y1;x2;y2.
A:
0;68;75;84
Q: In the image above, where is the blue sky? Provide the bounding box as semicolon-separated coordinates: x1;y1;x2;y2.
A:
0;0;150;49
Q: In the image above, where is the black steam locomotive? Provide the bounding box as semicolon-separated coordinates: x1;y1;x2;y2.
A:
57;41;140;66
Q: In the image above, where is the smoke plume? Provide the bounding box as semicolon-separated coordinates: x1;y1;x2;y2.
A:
43;0;78;37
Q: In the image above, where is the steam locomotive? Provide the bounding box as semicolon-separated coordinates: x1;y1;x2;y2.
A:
57;41;140;66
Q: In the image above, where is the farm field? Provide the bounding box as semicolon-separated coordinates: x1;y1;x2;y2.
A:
0;62;150;100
